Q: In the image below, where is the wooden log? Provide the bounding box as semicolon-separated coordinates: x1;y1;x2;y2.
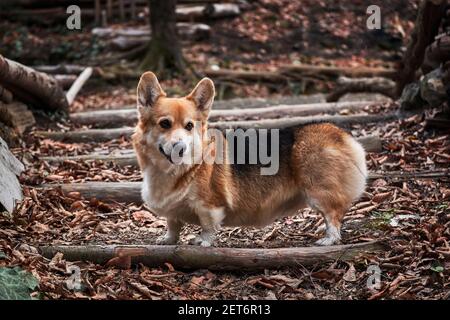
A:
66;67;93;105
213;95;326;109
212;112;398;130
0;85;13;103
0;101;36;134
41;152;138;167
92;23;210;38
279;64;397;80
204;3;240;18
205;69;289;83
0;137;24;213
176;3;240;21
327;77;397;102
70;101;378;127
37;112;398;142
99;94;326;111
35;127;134;143
1;0;228;7
38;242;384;271
0;55;69;112
39;135;383;166
33;64;101;76
107;23;211;50
42;170;449;204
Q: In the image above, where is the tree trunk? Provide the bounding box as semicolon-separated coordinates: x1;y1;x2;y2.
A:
139;0;186;75
38;242;385;271
396;0;446;95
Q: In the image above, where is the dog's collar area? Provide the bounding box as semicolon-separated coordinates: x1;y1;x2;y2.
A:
159;144;174;164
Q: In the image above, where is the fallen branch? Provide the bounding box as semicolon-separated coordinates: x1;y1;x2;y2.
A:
33;64;100;75
66;67;93;105
38;135;383;166
41;170;449;204
327;77;396;102
70;101;378;127
38;242;384;271
0;54;68;112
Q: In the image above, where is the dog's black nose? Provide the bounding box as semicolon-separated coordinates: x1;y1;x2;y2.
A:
173;142;187;158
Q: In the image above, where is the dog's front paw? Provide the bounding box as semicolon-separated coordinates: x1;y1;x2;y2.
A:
315;236;340;246
189;235;213;247
156;233;178;245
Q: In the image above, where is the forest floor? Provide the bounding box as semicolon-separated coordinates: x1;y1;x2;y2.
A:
1;0;449;300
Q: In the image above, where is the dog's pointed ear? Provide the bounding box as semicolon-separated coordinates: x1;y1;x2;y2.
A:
137;72;165;111
187;78;215;115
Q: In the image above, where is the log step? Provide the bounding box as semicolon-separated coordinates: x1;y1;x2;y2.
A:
36;113;398;143
70;101;378;127
39;242;385;271
40;135;383;166
40;170;449;204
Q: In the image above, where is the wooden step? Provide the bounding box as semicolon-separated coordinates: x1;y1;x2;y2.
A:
41;170;449;204
70;101;378;127
40;135;383;166
36;112;398;143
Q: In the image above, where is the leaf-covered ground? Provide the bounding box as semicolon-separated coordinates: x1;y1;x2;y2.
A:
0;104;448;300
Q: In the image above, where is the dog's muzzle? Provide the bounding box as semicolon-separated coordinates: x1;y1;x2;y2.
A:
159;142;187;164
159;144;174;164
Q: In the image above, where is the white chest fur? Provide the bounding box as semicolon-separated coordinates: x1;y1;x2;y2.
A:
141;166;191;215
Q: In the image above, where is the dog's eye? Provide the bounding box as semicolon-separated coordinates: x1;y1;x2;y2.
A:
185;122;194;131
159;119;171;129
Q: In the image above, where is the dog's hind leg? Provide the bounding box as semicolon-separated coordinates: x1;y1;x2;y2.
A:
157;218;183;245
307;191;349;246
314;209;344;246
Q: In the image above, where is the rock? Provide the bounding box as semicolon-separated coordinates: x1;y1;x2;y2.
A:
399;82;426;110
0;137;24;214
420;67;449;107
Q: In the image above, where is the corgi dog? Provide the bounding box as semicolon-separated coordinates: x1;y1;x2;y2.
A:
132;72;367;247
